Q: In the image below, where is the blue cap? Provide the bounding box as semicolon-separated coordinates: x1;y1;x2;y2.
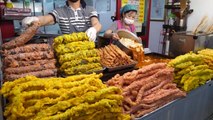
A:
120;4;137;15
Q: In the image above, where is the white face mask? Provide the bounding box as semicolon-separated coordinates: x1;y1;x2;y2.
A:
124;18;134;25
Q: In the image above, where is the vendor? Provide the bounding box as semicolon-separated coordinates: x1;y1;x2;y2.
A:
104;4;140;42
21;0;102;41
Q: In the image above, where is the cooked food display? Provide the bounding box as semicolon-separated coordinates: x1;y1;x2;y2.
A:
58;49;99;65
53;32;103;75
168;52;213;92
4;69;57;80
1;74;130;120
1;22;40;50
4;62;56;74
4;51;54;62
118;37;171;68
119;38;142;49
60;57;100;70
198;49;213;70
117;37;144;67
2;48;57;81
63;62;102;75
0;21;57;81
1;44;52;56
53;32;88;45
54;41;95;56
139;54;171;67
106;63;186;118
0;14;212;120
4;59;57;68
98;44;135;68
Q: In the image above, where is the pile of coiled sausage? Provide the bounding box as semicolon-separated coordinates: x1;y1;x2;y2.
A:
1;22;40;49
107;63;186;118
1;22;57;81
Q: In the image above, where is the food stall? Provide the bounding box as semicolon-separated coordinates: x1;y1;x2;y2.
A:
0;25;213;120
0;0;213;120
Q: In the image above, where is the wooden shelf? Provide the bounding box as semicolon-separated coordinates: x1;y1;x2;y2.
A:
165;5;181;9
1;15;28;20
165;5;189;9
163;24;183;31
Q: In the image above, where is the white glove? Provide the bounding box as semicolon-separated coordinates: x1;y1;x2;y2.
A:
22;16;39;28
86;27;97;42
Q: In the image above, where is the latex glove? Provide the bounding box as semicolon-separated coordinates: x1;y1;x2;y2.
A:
86;27;97;42
22;16;39;28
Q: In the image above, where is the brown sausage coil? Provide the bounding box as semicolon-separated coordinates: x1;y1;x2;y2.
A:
5;59;56;68
2;44;51;56
4;51;54;63
1;22;40;50
4;69;57;81
4;62;56;74
106;63;186;118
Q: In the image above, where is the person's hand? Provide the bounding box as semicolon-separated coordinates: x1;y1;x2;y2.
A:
111;33;120;40
86;27;97;42
138;37;142;43
22;16;39;28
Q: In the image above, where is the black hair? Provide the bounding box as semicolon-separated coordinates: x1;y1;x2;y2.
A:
66;0;86;8
80;0;86;8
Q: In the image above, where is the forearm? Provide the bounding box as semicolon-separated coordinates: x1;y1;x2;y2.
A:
104;30;113;39
93;22;102;33
37;15;55;26
104;30;120;40
91;17;102;33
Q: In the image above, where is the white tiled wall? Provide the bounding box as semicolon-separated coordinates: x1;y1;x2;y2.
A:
148;21;164;53
187;0;213;31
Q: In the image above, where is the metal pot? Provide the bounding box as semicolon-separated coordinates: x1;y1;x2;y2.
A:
112;40;133;57
116;29;139;42
112;29;140;57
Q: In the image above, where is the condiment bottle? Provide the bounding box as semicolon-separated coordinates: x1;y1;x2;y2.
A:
6;0;14;8
165;33;170;55
24;0;30;8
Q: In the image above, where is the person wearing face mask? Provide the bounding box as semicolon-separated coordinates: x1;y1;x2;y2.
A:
21;0;102;42
104;4;139;42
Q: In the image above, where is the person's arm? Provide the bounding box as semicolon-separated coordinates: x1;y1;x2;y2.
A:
85;6;102;41
104;29;113;39
22;14;55;28
90;17;102;33
131;25;142;43
104;22;120;40
37;14;55;26
104;30;120;40
132;24;137;35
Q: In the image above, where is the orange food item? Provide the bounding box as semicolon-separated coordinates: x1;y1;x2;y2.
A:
129;46;144;68
138;55;171;68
